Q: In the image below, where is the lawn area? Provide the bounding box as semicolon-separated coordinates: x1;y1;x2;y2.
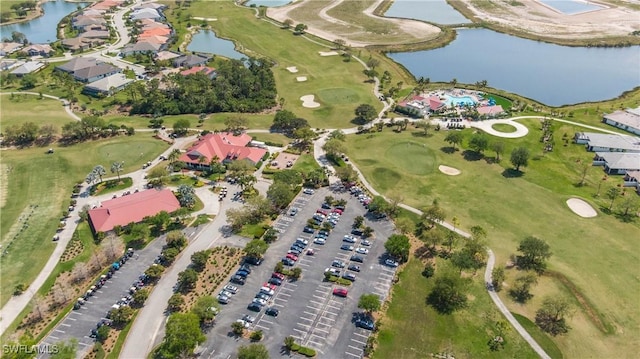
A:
374;258;538;359
344;121;640;358
0;134;169;307
0;93;72;129
240;222;268;239
291;153;322;174
249;132;291;146
90;177;133;196
103;112;274;131
162;0;381;129
491;123;518;133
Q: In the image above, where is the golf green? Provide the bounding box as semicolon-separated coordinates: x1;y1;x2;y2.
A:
385;141;436;175
316;87;361;105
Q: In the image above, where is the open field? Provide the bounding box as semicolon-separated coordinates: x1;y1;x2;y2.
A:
0;134;169;307
374;258;539;359
267;0;440;47
162;0;381;129
103;112;274;131
343;120;640;358
0;94;72;130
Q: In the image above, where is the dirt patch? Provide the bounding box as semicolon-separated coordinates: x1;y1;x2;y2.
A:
566;198;597;218
268;152;301;170
438;165;461;176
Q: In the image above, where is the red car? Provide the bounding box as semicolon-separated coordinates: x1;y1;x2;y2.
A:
333;288;348;297
286;253;298;261
331;208;343;215
272;272;285;281
316;209;328;216
263;282;278;291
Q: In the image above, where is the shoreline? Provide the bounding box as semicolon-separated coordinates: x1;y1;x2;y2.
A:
0;0;94;27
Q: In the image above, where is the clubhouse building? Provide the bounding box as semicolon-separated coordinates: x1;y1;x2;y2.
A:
179;132;267;169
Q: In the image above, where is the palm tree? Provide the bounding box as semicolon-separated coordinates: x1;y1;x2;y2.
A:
168;149;181;164
197;155;207;169
93;165;106;183
450;78;458;89
111;161;124;181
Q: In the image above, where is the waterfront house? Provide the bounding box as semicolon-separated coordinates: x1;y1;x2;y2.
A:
603;108;640;136
73;64;120;83
79;30;111;39
61;37;105;51
173;53;211;68
121;41;162;56
130;8;162;21
179;66;217;79
72;15;107;31
0;42;23;56
20;44;54;57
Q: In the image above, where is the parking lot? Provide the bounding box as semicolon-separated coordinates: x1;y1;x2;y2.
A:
199;186;397;359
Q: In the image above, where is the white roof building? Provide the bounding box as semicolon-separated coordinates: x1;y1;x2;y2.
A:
11;61;45;76
575;132;640;153
603;108;640;136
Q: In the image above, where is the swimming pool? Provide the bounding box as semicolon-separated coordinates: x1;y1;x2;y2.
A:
444;95;477;107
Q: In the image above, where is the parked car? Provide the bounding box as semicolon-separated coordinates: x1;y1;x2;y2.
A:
268;277;283;286
288;248;302;256
333;288;348;297
286;253;298;261
348;264;361;272
340;244;354;251
355;247;369;255
272;272;285;280
239;265;252;273
303;226;315;234
316;209;328;216
351;228;364;236
282;257;295;266
351;255;365;263
219;290;233;298
385;258;399;267
296;238;309;246
235;270;250;278
289;207;299;216
217;295;230;304
314;237;326;245
355;314;375;330
265;307;279;317
252;298;267;306
242;314;256;323
255;292;270;301
247;303;262;312
332;260;346;268
231;275;246;285
343;235;356;243
224;284;238;294
260;286;275;296
244;256;263;266
321;202;331;209
303;188;315;195
342;272;357;282
360;239;372;247
325;268;341;276
319;230;330;237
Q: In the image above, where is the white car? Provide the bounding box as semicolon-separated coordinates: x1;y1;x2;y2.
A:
252;298;267;306
314;238;326;245
361;240;372;247
236;319;251;328
325;268;341;275
303;188;315;195
343;235;356;243
355;247;369;255
219;290;233;298
385;259;399;267
224;284;238;294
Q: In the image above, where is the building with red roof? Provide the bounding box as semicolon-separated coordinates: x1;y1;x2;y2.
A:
179;66;217;78
477;105;504;117
88;189;180;233
179;132;267;169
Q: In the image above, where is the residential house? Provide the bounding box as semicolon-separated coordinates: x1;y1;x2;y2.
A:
155;50;181;61
72;15;107;31
592;152;640;175
20;44;54;57
87;189;180;233
179;132;267;169
603;108;640;136
91;0;124;12
56;57;99;74
130;8;162;21
135;2;166;10
72;63;120;83
0;59;22;71
79;30;111;39
61;37;104;51
121;41;162;56
83;73;134;96
10;61;45;77
623;170;640;192
0;42;23;56
173;53;211;68
574;132;640;153
82;8;105;17
179;66;217;79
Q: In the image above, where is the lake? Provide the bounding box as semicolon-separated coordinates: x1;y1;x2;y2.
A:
388;29;640;106
187;30;245;60
384;0;470;24
0;0;88;44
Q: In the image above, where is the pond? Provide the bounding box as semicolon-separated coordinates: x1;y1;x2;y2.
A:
388;29;640;106
538;0;605;15
187;30;245;60
0;0;88;44
244;0;291;7
384;0;470;24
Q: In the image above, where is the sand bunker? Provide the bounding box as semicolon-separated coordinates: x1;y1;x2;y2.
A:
319;51;339;56
296;76;307;82
286;66;298;73
439;165;461;176
566;198;597;218
300;95;320;108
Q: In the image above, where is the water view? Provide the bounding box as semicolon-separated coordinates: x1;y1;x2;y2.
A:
388;29;640;106
187;30;245;60
0;0;88;44
538;0;605;15
244;0;291;7
384;0;470;24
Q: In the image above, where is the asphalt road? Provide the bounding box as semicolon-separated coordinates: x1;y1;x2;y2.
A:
197;186;397;359
37;234;168;359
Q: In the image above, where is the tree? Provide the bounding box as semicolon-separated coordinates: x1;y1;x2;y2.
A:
354;104;377;124
166;230;187;250
420;228;444;251
271;110;309;134
619;195;640;218
415;120;431;136
167;293;184;312
284;336;296;351
145;264;165;282
323;138;346;158
509;272;538;303
282;19;293;29
367;196;390;216
492;141;505;161
267;182;295;209
191;295;219;324
395;217;415;235
333;38;346;49
366;58;380;70
328;129;346;141
191;250;211;272
224;115;248;133
292;127;316;151
516;236;551;274
50;339;77;359
155;313;205;358
358;294;381;313
110;161;124;181
147;166;168;186
96;325;110;343
272;170;303;189
173;118;190;137
421;202;445;229
335;164;357;182
291;267;302;280
168;149;182;164
491;266;505;292
469;133;489;154
384;234;410;262
293;23;308;34
132;288;150;307
535;296;572;336
444;132;463;150
238;344;268;359
606;186;620;210
245;239;269;259
427;272;468;314
177;268;198;292
353;215;364;229
92;165;106;183
510;147;530;171
110;306;134;327
231;321;245;336
176;184;196;208
20;73;37;89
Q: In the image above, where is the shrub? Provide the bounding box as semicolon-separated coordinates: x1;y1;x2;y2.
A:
250;330;263;341
297;346;317;357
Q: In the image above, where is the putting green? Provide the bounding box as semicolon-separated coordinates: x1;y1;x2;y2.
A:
316;88;360;105
491;123;518;133
385;141;436;175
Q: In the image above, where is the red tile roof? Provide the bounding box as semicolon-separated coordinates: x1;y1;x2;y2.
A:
179;66;216;76
179;132;266;165
477;105;504;115
139;27;171;37
88;189;180;232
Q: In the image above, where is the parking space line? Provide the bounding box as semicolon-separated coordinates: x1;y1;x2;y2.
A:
351;338;367;345
309;300;323;306
60;323;71;327
281;287;296;292
344;351;361;358
326;304;342;311
303;310;317;316
319;316;335;322
67;317;76;321
77;342;89;347
315;322;332;328
292;328;306;335
272;303;284;307
348;345;364;351
54;329;65;334
296;323;311;329
312;294;325;300
299;317;314;322
49;336;59;340
260;319;274;325
297;262;310;267
278;292;291;297
312;327;329;334
353;332;369;339
254;324;270;330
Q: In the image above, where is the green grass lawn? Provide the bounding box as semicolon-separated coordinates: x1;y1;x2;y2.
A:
249;132;291;146
90;177;133;196
0;94;72;130
490;123;518;133
291;153;322;174
162;0;381;129
0;134;169;307
344;122;640;358
374;258;538;359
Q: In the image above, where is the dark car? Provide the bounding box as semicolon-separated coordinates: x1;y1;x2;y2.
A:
235;270;250;278
230;275;246;285
351;228;364;236
351;255;365;263
319;230;330;237
247;303;262;312
355;315;375;330
335;205;346;211
342;272;357;281
303;226;315;233
321;202;331;209
268;277;283;286
265;307;279;317
245;256;263;266
255;292;270;301
340;244;354;251
348;264;361;272
239;265;252;273
290;243;305;252
282;257;295;266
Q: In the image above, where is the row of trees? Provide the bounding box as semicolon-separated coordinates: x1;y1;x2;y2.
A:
444;131;530;170
128;58;277;115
